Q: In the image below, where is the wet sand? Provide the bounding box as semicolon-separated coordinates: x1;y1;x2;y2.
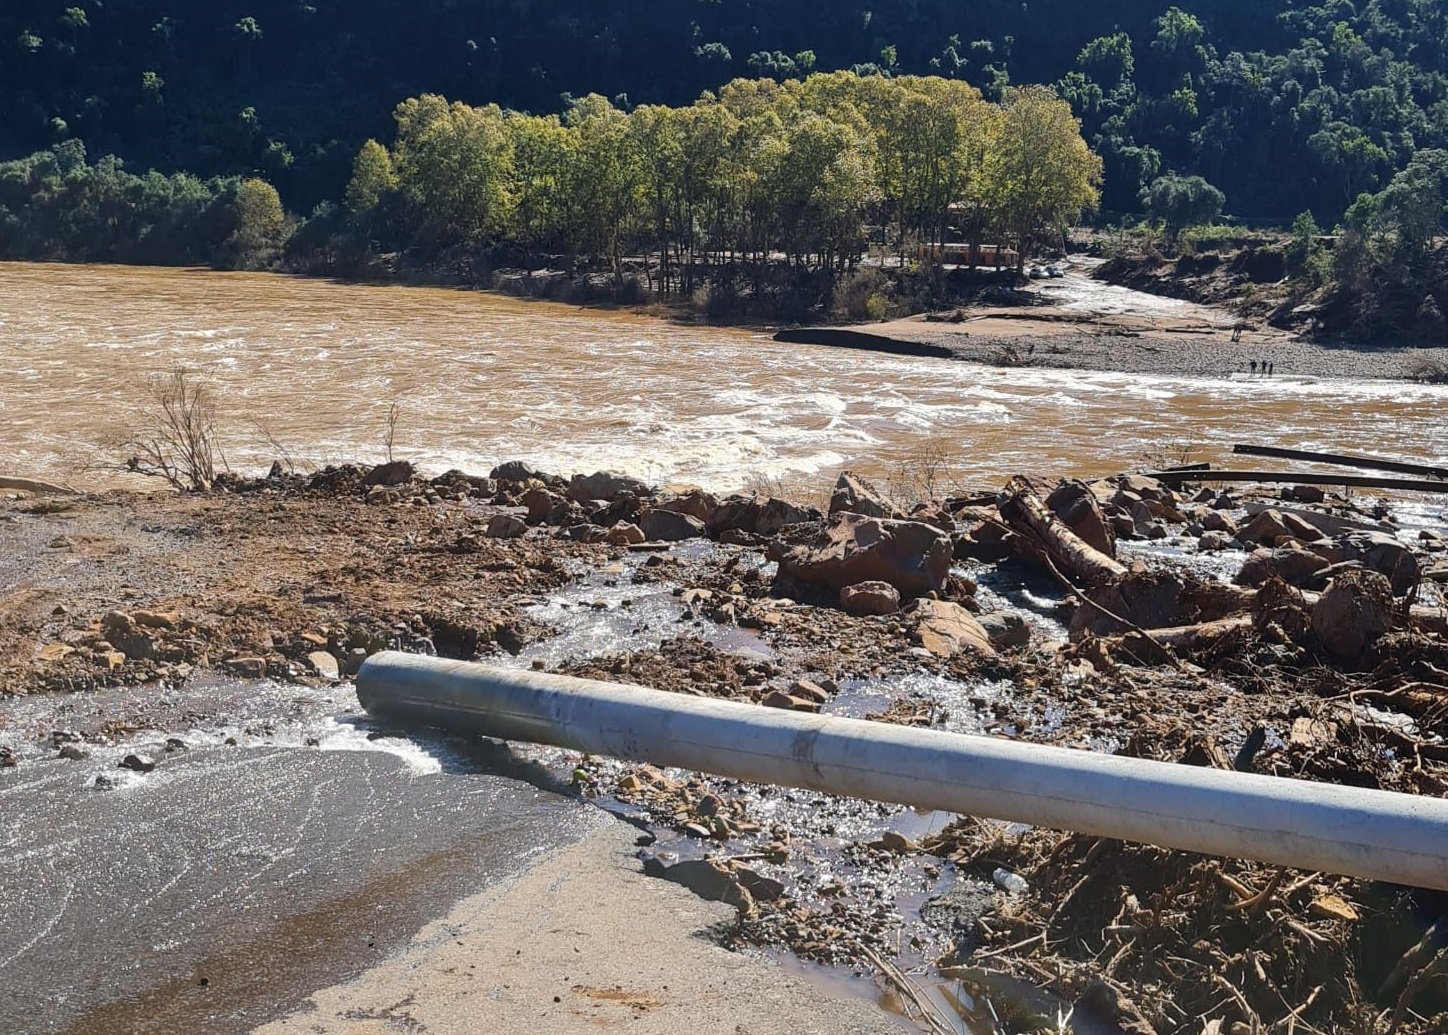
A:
255;820;906;1035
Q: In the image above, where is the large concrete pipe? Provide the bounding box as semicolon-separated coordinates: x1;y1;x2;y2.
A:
357;651;1448;890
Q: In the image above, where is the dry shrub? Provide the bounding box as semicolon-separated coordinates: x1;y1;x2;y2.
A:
120;368;225;491
887;439;960;507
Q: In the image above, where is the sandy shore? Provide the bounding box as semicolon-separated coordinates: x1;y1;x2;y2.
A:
254;818;904;1035
778;268;1434;381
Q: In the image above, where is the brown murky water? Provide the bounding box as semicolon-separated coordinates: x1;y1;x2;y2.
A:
3;261;1446;493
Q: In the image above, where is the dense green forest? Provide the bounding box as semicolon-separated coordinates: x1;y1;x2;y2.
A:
4;0;1448;336
4;0;1448;221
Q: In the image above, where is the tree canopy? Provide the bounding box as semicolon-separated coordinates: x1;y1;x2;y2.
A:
3;0;1448;225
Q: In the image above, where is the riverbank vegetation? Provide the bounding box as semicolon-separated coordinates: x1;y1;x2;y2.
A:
5;0;1448;338
322;75;1099;315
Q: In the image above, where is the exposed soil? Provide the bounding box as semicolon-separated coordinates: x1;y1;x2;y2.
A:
796;258;1440;381
3;460;1448;1034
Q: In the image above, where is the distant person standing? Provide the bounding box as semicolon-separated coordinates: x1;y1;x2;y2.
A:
1250;360;1258;375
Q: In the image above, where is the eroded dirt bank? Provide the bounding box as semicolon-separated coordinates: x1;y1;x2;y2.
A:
3;459;1448;1034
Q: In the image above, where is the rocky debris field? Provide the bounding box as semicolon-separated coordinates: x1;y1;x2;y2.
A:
2;458;1447;1034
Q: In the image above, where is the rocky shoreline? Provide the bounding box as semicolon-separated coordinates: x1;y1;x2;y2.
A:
3;458;1448;1033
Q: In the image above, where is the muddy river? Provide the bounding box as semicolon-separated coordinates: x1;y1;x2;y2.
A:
3;262;1446;493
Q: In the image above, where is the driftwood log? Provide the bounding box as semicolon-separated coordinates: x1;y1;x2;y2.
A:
0;476;79;495
998;476;1127;588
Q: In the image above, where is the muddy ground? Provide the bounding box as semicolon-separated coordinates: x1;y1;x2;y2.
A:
806;259;1435;381
2;460;1447;1034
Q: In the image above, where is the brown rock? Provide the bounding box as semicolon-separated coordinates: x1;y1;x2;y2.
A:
120;753;156;773
977;611;1030;649
361;460;415;487
778;513;952;597
731;865;785;902
839;581;901;616
1201;509;1238;534
755;497;818;534
828;471;902;520
485;513;527;538
133;610;180;630
603;522;646;546
761;690;820;712
522;486;561;524
223;656;268;678
913;599;996;657
789;679;830;704
1338;531;1419;595
640;509;706;542
655;488;718;523
1312;569;1394;659
1239;508;1292;545
1236;544;1331;589
1047;479;1116;557
566;470;651;502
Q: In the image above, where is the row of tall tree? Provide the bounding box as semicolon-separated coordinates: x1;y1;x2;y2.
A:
4;1;1447;226
348;73;1102;287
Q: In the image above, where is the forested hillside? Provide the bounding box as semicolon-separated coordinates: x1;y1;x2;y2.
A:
3;0;1447;222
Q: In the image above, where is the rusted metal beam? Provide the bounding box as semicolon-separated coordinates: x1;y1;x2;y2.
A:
1149;470;1448;494
1233;444;1448;480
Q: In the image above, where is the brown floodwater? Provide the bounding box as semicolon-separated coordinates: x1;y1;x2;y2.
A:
2;261;1446;494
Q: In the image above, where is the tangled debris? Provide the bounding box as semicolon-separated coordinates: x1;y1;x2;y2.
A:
3;457;1447;1033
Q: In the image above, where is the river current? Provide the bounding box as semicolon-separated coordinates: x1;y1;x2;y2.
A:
2;262;1446;492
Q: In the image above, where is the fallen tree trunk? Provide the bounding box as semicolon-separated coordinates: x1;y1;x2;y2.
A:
998;477;1128;588
0;476;79;495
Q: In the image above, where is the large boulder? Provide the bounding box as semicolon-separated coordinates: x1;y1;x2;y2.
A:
1337;531;1419;595
1238;508;1293;546
522;486;562;525
829;472;903;520
912;599;996;658
490;460;543;483
1236;544;1332;589
485;513;527;539
567;470;652;502
708;495;761;535
776;513;952;597
362;460;415;487
756;497;819;534
656;489;718;524
640;508;706;542
1313;569;1394;659
1047;479;1116;557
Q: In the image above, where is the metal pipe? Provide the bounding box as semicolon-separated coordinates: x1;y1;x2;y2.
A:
358;652;1448;890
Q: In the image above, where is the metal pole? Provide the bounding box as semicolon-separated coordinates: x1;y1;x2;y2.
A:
358;651;1448;890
